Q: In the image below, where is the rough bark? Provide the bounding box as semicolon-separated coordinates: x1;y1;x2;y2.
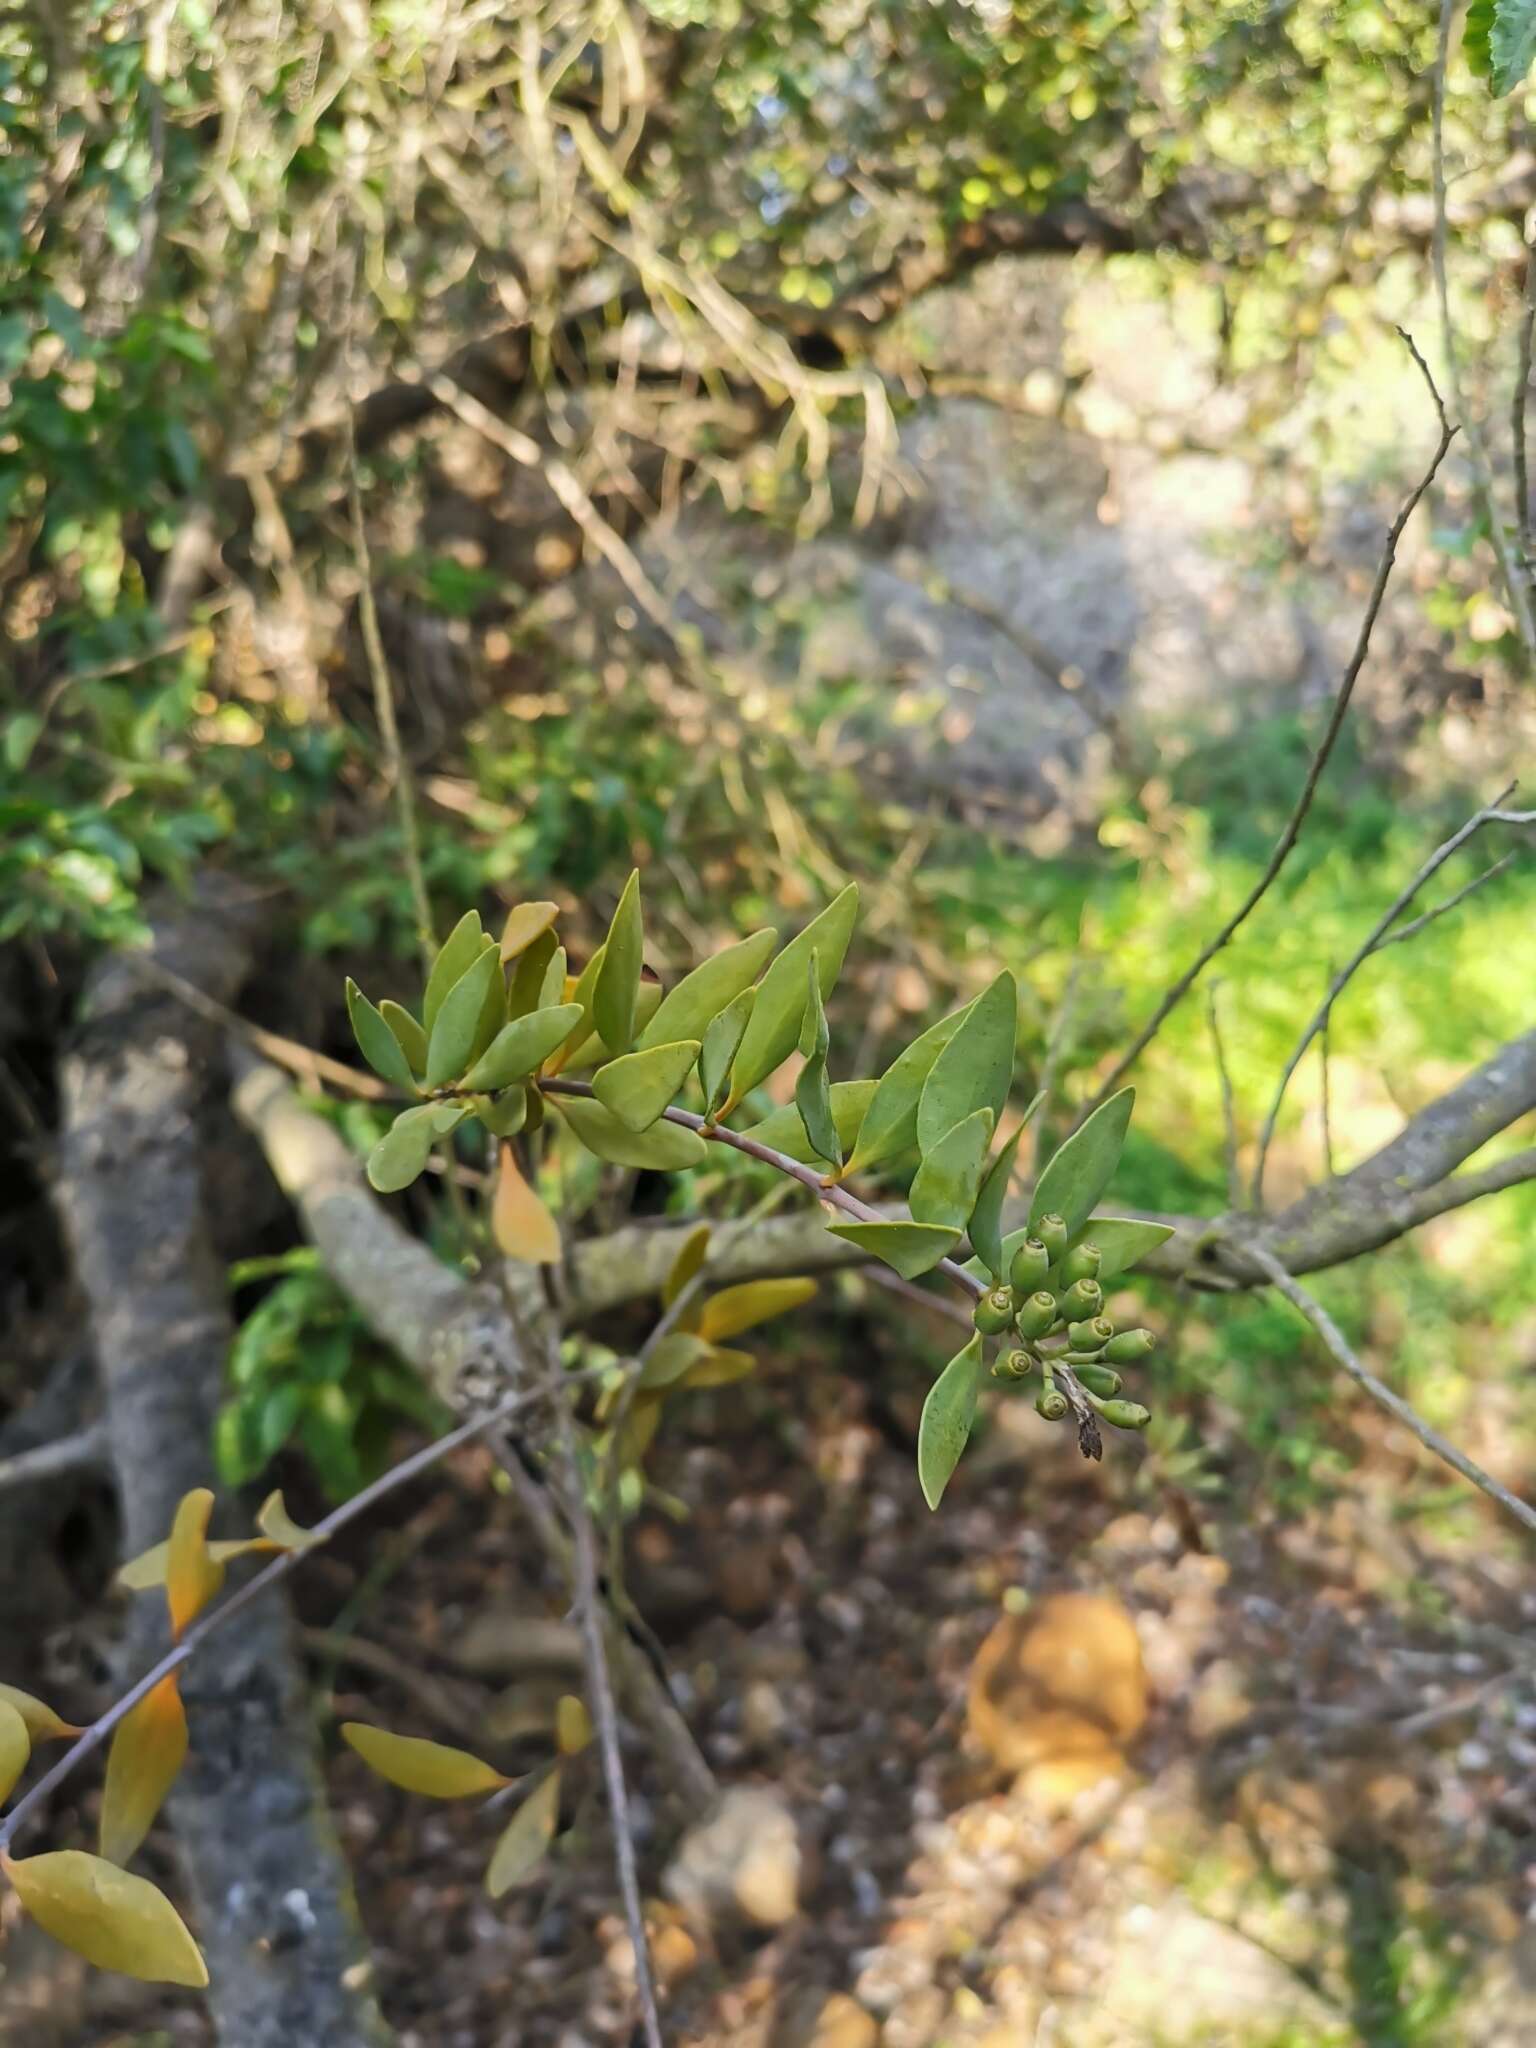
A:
56;890;392;2048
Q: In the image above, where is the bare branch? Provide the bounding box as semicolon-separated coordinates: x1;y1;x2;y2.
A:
1206;984;1242;1209
0;1373;589;1858
1080;337;1456;1117
1243;1241;1536;1541
1251;785;1519;1204
346;413;435;968
0;1420;108;1493
1434;0;1536;665
1368;850;1521;953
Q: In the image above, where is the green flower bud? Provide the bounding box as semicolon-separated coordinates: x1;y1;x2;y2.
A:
1095;1397;1151;1431
1067;1315;1115;1353
990;1348;1034;1382
1072;1360;1123;1398
1008;1237;1052;1295
1014;1291;1058;1340
1035;1386;1069;1422
973;1287;1016;1336
1057;1240;1102;1287
1058;1277;1104;1322
1036;1213;1069;1262
1103;1327;1155;1364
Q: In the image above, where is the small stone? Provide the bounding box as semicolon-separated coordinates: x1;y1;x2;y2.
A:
665;1785;805;1930
769;1989;881;2048
743;1679;790;1748
1188;1658;1253;1740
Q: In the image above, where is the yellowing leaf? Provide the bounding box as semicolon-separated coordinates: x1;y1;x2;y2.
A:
99;1677;188;1866
0;1684;82;1742
555;1697;592;1756
636;1332;713;1390
697;1277;817;1342
0;1698;30;1806
677;1345;757;1390
493;1144;562;1263
165;1489;223;1639
118;1535;265;1594
499;900;559;962
4;1849;208;1986
341;1722;509;1797
485;1768;560;1897
254;1491;321;1552
661;1222;711;1308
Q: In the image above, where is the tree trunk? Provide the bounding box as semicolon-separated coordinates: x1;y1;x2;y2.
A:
56;888;392;2048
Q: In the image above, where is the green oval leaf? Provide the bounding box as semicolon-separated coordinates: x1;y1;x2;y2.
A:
379;1000;428;1077
425;947;502;1090
794;951;841;1166
591;1039;701;1132
741;1079;875;1165
1029;1088;1134;1238
699;986;755;1117
593;869;644;1057
916;971;1017;1157
341;1722;508;1797
909;1107;994;1231
346;980;419;1093
485;1768;560;1897
554;1094;708;1170
724;883;859;1112
1074;1214;1176;1281
508;929;560;1020
366;1103;441;1192
967;1094;1042;1282
638;928;776;1051
839;1003;973;1179
918;1333;984;1510
462;1004;585;1091
422;910;484;1034
557;980;662;1075
824;1217;960;1278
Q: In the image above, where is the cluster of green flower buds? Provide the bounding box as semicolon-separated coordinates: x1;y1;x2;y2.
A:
972;1216;1156;1436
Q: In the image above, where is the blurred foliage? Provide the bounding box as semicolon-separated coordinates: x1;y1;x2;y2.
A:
218;1249;450;1501
1;4;1531;1552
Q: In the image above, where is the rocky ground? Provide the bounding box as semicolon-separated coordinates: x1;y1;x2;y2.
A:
9;1292;1536;2048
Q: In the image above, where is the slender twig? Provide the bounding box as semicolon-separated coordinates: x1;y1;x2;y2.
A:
1433;0;1536;663
345;414;435;969
139;957;393;1099
0;1373;597;1856
1243;1242;1536;1541
1513;238;1536;577
1368;849;1521;952
1319;978;1336;1183
0;1421;108;1494
1251;786;1520;1204
1079;334;1456;1118
1206;984;1242;1209
548;1355;664;2048
539;1078;987;1301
